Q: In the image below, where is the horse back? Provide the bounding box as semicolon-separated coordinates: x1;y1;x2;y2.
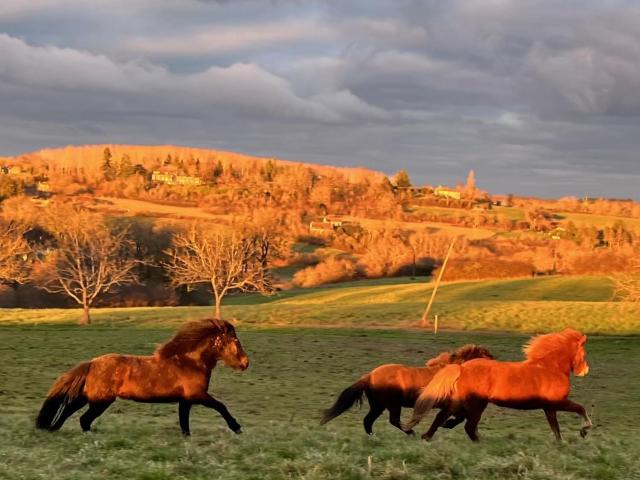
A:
458;359;571;407
84;353;210;402
369;364;439;406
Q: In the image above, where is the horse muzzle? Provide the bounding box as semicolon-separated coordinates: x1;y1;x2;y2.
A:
238;357;250;371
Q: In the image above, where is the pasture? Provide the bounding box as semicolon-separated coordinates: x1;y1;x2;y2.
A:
1;276;638;334
0;325;639;479
1;275;639;479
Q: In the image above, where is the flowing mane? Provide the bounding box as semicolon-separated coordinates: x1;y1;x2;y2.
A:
155;319;232;358
450;344;494;363
426;344;493;367
522;328;583;361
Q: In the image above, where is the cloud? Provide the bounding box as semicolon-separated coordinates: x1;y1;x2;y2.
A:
0;33;385;124
125;19;331;57
2;1;640;198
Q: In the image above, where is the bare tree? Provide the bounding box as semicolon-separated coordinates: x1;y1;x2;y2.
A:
36;210;140;325
0;221;30;285
613;259;640;304
165;226;274;319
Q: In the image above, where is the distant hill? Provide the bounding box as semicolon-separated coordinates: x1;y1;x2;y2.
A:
8;144;387;183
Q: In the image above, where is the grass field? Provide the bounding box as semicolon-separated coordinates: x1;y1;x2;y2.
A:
0;325;638;480
1;276;638;334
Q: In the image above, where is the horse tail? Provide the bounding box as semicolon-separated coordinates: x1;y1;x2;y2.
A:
36;361;91;430
402;364;461;431
320;376;369;425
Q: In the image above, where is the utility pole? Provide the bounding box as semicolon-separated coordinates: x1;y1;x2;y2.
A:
421;238;456;328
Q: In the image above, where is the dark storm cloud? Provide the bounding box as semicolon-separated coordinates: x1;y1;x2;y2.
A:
1;0;640;198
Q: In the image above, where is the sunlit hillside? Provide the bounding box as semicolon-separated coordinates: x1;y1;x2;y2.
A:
3;275;638;334
11;144;387;183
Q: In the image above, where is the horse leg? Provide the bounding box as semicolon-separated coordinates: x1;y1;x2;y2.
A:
554;399;592;438
193;393;242;433
49;396;88;431
463;400;487;442
388;406;412;435
442;412;466;429
544;408;562;441
79;400;114;432
363;404;384;435
421;408;451;441
179;401;192;436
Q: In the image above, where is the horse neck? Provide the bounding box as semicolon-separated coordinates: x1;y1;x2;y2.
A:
178;344;219;371
527;355;572;376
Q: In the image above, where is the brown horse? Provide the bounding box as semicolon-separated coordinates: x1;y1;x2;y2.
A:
320;344;494;435
36;319;249;436
402;328;592;442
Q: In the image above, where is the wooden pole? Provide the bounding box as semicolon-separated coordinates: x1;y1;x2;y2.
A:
421;238;456;327
434;314;439;335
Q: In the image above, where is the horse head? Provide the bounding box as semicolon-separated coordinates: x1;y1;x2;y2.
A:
572;334;589;377
214;321;250;371
425;352;451;367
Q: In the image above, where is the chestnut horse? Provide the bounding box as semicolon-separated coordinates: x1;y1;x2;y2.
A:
402;328;592;442
320;344;494;435
36;319;249;436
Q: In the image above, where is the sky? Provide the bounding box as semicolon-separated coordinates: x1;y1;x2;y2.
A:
1;0;639;199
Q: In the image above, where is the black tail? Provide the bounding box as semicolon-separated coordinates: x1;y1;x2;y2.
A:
320;376;368;425
36;362;91;431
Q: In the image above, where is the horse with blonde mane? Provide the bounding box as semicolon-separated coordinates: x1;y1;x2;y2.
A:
36;319;249;436
320;344;494;435
402;328;592;442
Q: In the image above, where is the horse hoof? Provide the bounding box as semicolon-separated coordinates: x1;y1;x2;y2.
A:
580;428;588;438
405;429;415;436
182;431;191;437
234;428;243;434
420;434;432;442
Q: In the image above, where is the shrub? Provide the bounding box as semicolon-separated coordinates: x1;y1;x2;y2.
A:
436;257;535;281
293;257;357;288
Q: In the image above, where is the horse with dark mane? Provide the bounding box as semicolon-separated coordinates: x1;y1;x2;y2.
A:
320;344;494;435
36;319;249;436
402;328;592;442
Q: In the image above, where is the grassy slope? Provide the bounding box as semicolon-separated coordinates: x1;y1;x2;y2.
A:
0;326;638;479
1;276;638;334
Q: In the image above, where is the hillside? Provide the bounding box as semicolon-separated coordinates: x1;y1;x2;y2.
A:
2;276;638;334
10;144;387;183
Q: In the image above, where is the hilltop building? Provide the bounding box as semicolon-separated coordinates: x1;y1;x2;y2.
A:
434;186;461;200
152;171;203;186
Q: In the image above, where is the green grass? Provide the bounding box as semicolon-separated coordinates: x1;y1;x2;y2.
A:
0;326;638;479
1;276;638;334
557;212;640;229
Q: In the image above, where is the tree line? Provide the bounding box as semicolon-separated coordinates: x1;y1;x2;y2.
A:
0;204;282;324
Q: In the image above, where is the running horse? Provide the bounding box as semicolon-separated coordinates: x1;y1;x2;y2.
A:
320;344;494;435
402;328;592;441
36;319;249;436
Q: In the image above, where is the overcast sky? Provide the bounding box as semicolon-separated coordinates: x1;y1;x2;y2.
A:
1;0;640;198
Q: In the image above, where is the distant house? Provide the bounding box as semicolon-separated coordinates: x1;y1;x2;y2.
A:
152;171;203;186
8;166;22;175
310;216;360;235
152;171;174;183
323;215;345;227
395;186;428;195
309;221;335;235
434;186;461;200
36;182;52;193
174;175;204;186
